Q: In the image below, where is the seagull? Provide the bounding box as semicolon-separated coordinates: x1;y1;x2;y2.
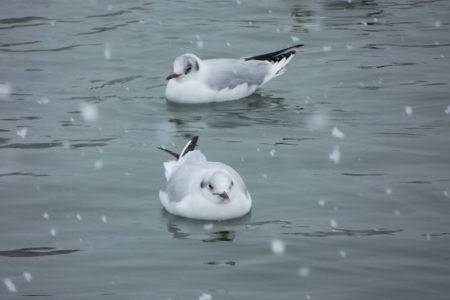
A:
158;136;252;220
165;43;303;103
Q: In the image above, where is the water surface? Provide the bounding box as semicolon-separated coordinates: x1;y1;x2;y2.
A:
1;0;450;299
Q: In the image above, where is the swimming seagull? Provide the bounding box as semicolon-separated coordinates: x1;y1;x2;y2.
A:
158;136;252;220
165;43;304;103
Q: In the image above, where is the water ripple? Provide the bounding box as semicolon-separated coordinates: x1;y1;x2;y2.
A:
0;172;48;178
0;43;101;53
77;23;128;35
0;40;40;48
91;75;144;89
0;247;79;257
283;228;402;238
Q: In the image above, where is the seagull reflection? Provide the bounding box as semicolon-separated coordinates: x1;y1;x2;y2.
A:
160;209;251;242
164;92;288;132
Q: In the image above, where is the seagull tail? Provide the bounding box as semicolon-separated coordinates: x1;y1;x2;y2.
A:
179;136;199;158
263;54;295;85
157;136;199;161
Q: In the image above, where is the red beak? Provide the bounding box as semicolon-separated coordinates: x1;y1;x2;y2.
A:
219;191;229;200
166;73;180;80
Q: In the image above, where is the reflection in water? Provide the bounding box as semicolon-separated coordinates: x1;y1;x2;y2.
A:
283;227;402;238
164;92;292;133
161;209;401;241
161;209;251;242
0;247;79;257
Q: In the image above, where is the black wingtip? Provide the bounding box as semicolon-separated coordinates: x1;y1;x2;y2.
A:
244;43;304;62
180;136;199;158
157;147;180;159
158;136;200;160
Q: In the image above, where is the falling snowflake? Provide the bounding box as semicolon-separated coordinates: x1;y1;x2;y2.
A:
3;278;17;292
80;103;98;123
331;126;345;139
199;293;212;300
271;239;285;255
329;146;341;164
444;105;450;114
104;43;111;60
94;160;104;170
0;82;12;98
330;219;338;228
307;112;329;132
298;266;311;277
404;106;413;116
203;223;214;230
16;127;28;139
37;97;50;105
23;272;32;282
291;36;300;42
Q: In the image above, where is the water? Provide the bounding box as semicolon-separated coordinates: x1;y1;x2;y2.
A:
1;0;450;299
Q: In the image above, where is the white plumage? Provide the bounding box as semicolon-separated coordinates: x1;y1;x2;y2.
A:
158;136;252;221
165;44;303;103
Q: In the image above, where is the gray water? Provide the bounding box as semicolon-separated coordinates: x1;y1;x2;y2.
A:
1;0;450;299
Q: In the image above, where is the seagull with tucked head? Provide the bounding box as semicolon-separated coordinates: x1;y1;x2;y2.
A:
158;136;252;221
165;43;303;103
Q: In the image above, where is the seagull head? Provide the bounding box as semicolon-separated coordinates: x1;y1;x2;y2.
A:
200;171;234;204
166;53;201;81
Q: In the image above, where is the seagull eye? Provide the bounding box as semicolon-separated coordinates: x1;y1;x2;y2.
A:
207;183;213;190
185;64;192;74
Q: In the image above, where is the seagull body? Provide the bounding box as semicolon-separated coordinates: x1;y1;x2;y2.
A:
158;136;252;221
165;44;303;103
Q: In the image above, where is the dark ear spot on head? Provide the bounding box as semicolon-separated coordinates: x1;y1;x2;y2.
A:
200;181;206;188
185;60;199;75
184;63;192;74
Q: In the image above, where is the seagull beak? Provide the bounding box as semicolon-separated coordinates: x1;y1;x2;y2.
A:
166;72;180;80
219;191;229;200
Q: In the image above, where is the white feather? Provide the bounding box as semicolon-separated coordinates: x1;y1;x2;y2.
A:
159;150;252;220
165;46;300;103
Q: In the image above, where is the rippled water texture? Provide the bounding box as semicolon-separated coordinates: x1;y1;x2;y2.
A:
1;0;450;299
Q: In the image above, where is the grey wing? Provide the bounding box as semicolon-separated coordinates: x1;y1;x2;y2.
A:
204;59;270;90
167;178;189;202
167;162;205;203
